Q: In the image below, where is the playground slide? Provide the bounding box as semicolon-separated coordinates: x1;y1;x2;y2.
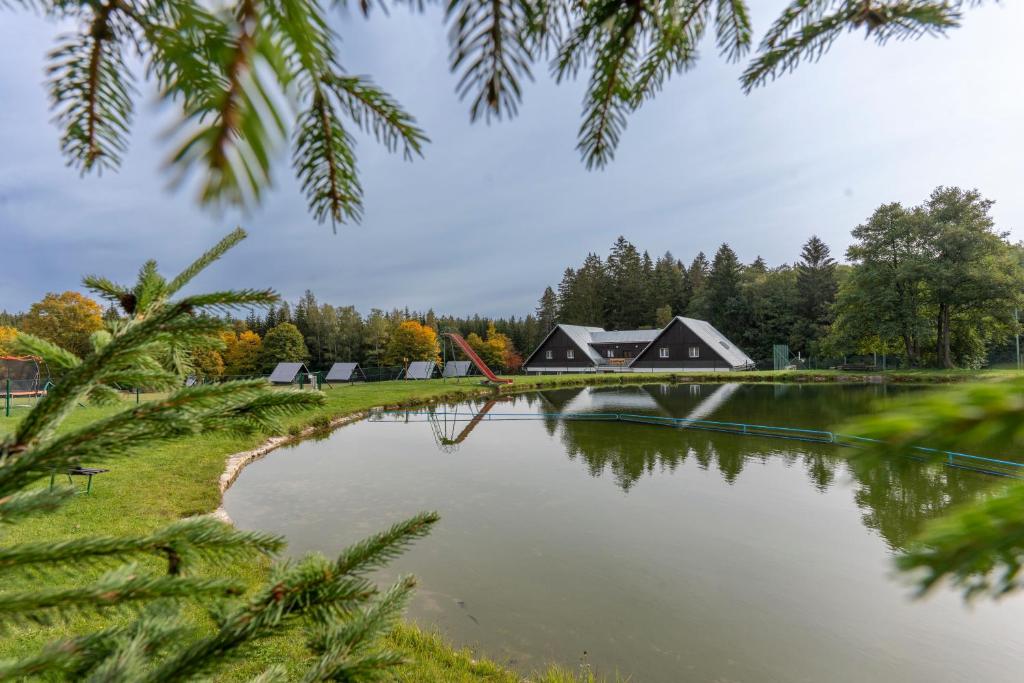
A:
444;333;513;384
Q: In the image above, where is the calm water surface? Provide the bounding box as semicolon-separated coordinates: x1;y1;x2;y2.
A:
223;384;1024;682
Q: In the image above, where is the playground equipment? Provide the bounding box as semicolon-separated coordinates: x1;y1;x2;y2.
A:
442;360;474;378
441;331;512;384
2;355;48;416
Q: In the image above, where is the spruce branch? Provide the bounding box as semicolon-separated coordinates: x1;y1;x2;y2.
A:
165;227;248;297
714;0;752;61
47;1;137;172
446;0;535;122
0;565;243;621
741;0;960;92
0;488;75;526
0;517;284;576
327;74;428;159
294;91;362;229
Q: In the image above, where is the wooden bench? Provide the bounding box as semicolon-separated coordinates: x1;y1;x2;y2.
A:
49;467;110;494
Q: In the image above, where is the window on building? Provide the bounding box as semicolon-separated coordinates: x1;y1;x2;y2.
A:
659;347;669;359
606;349;614;358
566;349;575;360
688;346;700;358
544;349;553;360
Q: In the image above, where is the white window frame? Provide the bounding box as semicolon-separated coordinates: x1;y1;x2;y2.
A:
606;349;615;358
544;349;553;360
566;349;575;360
658;347;670;359
688;346;700;359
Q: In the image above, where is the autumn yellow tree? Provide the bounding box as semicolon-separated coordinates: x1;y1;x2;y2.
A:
0;326;17;356
221;330;263;376
467;323;516;371
384;321;439;365
192;347;226;380
20;291;102;357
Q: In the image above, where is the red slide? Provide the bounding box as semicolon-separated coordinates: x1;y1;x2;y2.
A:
444;333;513;384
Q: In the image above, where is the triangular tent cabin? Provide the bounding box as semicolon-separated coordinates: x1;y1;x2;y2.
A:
268;362;310;385
325;362;365;383
404;361;436;380
442;360;473;378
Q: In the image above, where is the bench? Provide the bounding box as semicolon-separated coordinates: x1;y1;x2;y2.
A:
49;467;110;494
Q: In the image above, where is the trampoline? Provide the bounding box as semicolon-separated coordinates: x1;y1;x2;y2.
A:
1;355;46;397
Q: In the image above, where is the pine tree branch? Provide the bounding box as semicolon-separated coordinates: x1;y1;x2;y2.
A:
0;517;284;576
326;74;428;159
714;0;752;62
47;1;137;172
166;227;249;297
294;90;362;229
0;566;243;621
446;0;535;122
741;0;960;92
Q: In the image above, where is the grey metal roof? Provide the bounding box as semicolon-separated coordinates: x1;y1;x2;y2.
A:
557;325;605;365
675;317;755;368
405;361;436;380
325;362;361;381
590;329;660;344
268;362;308;383
442;360;473;377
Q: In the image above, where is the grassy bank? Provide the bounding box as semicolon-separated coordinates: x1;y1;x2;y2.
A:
0;369;1012;679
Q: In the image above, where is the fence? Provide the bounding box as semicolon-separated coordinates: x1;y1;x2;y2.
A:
376;410;1024;479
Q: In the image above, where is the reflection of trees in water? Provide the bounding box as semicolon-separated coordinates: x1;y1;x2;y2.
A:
547;385;993;551
852;459;986;551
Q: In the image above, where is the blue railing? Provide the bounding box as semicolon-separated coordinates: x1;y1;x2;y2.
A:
374;410;1024;479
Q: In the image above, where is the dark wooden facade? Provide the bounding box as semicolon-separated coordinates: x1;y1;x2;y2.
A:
589;342;647;360
522;327;594;368
631;318;730;369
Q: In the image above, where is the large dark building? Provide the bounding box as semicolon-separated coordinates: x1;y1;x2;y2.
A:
523;317;755;374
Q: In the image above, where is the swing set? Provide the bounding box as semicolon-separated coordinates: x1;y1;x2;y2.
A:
2;355;50;416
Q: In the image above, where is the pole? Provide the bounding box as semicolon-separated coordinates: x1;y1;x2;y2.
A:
1016;307;1021;371
136;387;140;404
4;379;9;417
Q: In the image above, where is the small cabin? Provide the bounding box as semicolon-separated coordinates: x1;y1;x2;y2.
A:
523;317;754;374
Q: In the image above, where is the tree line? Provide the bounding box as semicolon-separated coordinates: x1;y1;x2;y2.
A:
3;186;1020;373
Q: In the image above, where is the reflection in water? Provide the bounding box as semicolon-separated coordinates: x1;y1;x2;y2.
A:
227;384;1023;683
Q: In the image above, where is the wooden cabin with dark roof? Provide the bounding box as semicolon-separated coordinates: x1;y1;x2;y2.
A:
523;317;754;374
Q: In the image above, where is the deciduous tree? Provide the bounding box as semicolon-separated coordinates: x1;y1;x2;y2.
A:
20;291;103;358
384;321;439;365
261;322;310;370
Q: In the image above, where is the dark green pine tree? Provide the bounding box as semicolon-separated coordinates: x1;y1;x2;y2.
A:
555;268;578;322
698;244;749;342
792;235;839;356
0;230;438;681
535;286;559;332
604;237;648;329
686;252;711;316
564;254;608;326
650;252;684;321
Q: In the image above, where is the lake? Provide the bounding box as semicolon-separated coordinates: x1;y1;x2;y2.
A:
223;383;1024;682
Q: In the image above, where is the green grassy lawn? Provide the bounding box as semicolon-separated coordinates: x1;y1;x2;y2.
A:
0;368;1014;679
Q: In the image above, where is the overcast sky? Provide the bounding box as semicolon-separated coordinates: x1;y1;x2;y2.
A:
1;1;1022;317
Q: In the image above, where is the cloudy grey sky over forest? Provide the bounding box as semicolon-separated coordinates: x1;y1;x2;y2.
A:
1;1;1022;316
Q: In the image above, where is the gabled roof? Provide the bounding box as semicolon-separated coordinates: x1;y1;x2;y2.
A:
590;329;659;344
631;317;754;368
523;324;604;367
677;317;755;368
558;325;605;364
